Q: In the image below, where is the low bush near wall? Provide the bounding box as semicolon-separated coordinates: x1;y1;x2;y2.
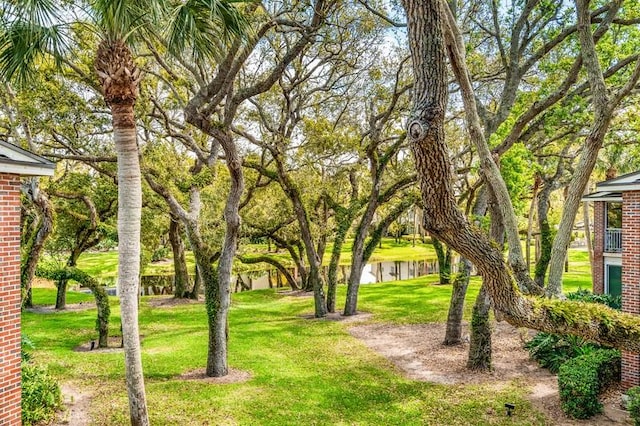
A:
525;332;599;373
21;336;62;425
558;349;621;419
627;386;640;426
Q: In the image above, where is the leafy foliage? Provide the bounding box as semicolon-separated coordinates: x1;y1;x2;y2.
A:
525;331;599;374
21;337;61;426
526;289;621;373
627;386;640;426
558;349;621;419
566;289;621;310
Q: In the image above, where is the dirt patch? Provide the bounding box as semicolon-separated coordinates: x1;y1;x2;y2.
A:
349;321;630;425
54;383;92;425
146;295;202;308
278;290;314;297
299;311;373;323
26;302;95;314
178;368;252;384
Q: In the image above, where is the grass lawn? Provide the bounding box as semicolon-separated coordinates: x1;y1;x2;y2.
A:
23;249;592;425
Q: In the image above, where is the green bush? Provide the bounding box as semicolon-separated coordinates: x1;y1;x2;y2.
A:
21;334;35;362
525;332;599;373
22;362;62;425
526;290;620;373
151;246;170;262
558;349;621;419
566;289;621;310
627;386;640;426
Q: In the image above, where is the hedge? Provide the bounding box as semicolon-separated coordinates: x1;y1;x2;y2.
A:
558;348;621;419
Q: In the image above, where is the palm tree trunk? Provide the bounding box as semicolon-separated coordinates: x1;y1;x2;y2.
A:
113;103;149;426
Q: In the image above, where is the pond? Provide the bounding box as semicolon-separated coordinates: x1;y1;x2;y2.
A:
131;257;461;295
231;257;461;292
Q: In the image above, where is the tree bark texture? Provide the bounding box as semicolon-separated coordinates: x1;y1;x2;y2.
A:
112;104;149;425
169;214;191;298
327;227;348;313
443;257;471;345
432;237;451;284
534;184;553;286
21;179;53;308
55;279;67;310
401;0;640;353
467;188;504;371
96;37;148;425
467;284;492;371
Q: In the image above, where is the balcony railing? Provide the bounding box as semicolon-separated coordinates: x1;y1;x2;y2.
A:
605;228;622;253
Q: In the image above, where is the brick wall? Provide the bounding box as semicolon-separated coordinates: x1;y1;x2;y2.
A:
593;201;605;294
0;173;22;425
622;191;640;389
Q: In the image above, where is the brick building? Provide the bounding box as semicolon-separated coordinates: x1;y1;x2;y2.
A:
583;171;640;389
0;141;54;425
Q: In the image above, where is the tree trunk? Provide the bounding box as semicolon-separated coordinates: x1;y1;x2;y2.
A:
208;137;243;376
526;177;541;271
584;199;594;270
55;278;68;310
93;283;110;348
534;185;553;286
467;284;492;371
443;257;471;345
21;180;53;308
400;0;640;355
238;255;299;290
169;214;190;298
344;256;363;316
327;224;349;313
467;186;503;371
112;102;149;425
432;236;451;284
189;264;202;299
309;263;326;317
546;0;640;296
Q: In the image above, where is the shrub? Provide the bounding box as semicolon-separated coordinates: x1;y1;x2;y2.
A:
566;289;621;310
151;246;170;262
525;332;598;373
558;349;621;419
627;386;640;426
22;362;62;425
21;334;35;362
526;290;619;373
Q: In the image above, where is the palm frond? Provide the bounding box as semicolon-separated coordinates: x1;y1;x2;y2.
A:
0;20;68;85
91;0;168;42
0;0;70;85
165;0;249;63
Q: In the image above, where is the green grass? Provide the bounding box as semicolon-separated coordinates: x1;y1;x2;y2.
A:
25;249;593;424
24;280;548;425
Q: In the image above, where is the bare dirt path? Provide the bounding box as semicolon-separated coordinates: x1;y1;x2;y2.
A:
349;321;631;425
54;382;93;425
